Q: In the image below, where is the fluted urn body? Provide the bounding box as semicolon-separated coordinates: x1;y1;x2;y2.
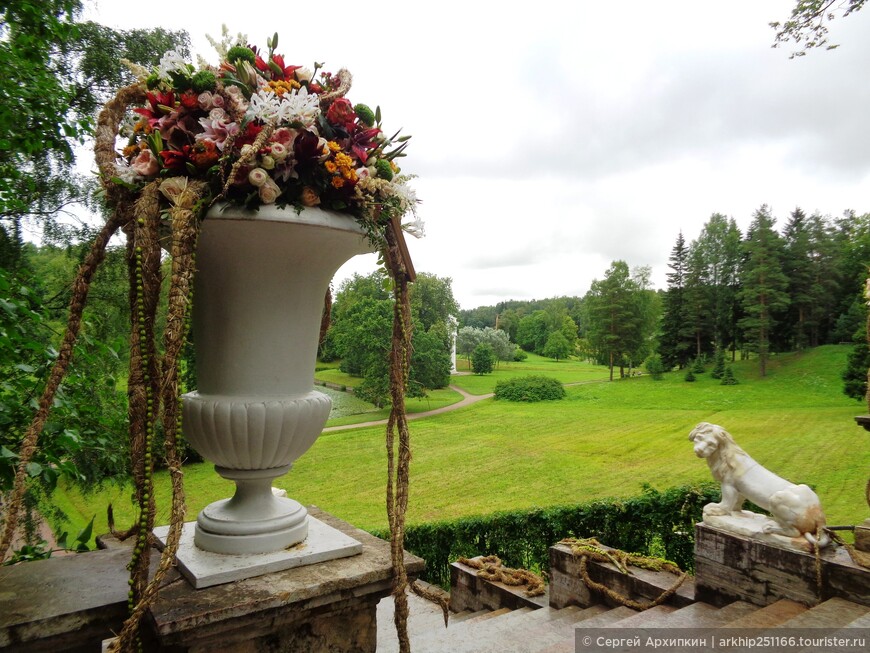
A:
182;205;371;554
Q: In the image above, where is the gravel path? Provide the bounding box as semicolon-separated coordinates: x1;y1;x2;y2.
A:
321;384;493;433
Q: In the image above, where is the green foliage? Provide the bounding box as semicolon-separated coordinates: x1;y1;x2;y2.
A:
471;343;495;375
409;323;452;394
0;267;128;493
710;349;726;379
692;357;706;374
771;0;866;57
739;205;791;377
720;366;739;385
842;338;869;402
684;369;696;382
584;261;656;380
513;347;528;362
370;484;719;588
493;375;566;402
542;331;572;361
327;270;458;405
644;354;665;380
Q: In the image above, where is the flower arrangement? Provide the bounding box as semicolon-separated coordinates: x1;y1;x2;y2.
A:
115;29;422;242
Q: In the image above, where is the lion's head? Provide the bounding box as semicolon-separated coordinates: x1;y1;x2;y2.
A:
688;422;746;480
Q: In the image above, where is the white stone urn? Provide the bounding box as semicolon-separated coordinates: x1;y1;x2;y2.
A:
182;204;371;555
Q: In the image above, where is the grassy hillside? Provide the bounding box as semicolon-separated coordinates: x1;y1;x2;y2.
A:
55;345;869;542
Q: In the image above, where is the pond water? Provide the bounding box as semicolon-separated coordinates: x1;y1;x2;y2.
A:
316;385;379;419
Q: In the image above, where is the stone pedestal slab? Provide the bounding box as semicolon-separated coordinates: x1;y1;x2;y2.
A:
694;522;870;608
153;514;362;589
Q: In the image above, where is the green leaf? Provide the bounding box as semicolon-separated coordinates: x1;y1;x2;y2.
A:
25;461;43;477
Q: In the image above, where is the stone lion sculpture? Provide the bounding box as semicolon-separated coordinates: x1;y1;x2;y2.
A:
688;422;829;547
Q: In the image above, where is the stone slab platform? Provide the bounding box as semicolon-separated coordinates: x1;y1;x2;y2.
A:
153;514;362;589
694;522;870;608
0;544;159;652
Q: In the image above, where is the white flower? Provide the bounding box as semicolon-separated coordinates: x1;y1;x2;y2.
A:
390;179;419;213
248;168;269;187
156;49;189;82
247;89;283;124
403;214;426;239
295;67;313;83
275;87;320;127
114;163;140;184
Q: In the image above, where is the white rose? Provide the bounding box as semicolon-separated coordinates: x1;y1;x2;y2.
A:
270;142;288;162
295;67;313;83
258;177;281;204
260;155;275;170
248;167;269;187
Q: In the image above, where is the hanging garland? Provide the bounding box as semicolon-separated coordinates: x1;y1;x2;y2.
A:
0;32;422;653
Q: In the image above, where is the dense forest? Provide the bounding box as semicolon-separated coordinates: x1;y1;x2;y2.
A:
460;207;870;384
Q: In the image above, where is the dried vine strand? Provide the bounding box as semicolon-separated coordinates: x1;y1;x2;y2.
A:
457;555;546;597
121;183;163;637
383;217;414;653
0;205;132;562
559;537;687;611
110;182;204;653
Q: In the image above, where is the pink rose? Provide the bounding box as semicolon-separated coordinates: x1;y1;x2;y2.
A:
197;91;214;110
131;149;159;177
258;178;281;204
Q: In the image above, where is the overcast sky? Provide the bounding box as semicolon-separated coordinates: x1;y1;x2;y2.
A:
84;0;870;309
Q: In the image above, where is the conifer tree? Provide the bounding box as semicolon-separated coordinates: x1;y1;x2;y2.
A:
739;205;791;377
659;232;694;370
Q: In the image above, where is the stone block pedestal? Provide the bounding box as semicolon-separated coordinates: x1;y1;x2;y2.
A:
694;522;870;608
0;508;422;653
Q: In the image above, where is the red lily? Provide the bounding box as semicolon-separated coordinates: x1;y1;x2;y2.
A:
160;145;192;170
270;53;302;80
133;91;176;127
349;127;382;164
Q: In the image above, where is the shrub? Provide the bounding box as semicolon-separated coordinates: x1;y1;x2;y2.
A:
471;343;495;374
513;347;528;362
494;375;566;402
369;484;719;588
684;369;696;382
692;357;705;374
721;366;739;385
644;354;665;380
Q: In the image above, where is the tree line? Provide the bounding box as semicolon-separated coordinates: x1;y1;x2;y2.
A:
460;206;870;386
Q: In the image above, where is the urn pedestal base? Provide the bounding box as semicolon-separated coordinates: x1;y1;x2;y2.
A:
194;465;309;555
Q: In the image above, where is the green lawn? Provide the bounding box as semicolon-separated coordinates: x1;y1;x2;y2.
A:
55;345;870;543
452;352;611;395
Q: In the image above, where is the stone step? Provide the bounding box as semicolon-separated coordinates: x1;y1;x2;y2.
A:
607;604;676;628
384;607;534;653
776;597;869;629
377;591;448;645
650;600;757;628
447;607;590;653
450;609;490;624
573;606;638;629
719;598;807;629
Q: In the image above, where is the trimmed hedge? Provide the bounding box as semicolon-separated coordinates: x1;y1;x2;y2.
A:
370;484;719;588
493;375;566;402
